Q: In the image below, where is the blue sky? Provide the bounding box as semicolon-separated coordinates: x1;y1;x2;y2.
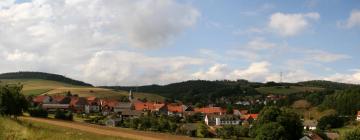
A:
0;0;360;85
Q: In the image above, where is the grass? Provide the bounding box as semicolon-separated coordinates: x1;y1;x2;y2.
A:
256;86;324;95
0;117;128;140
0;79;165;101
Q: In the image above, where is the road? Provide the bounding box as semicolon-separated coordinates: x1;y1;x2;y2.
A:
20;117;195;140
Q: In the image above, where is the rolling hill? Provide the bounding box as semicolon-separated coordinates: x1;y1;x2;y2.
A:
0;72;164;101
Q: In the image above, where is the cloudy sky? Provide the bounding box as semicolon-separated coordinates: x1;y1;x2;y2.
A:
0;0;360;86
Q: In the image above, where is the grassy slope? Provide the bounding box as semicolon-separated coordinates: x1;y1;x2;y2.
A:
0;117;127;140
256;86;324;95
0;79;164;101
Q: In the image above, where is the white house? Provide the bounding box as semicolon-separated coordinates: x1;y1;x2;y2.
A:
303;120;318;130
356;111;360;121
204;115;240;126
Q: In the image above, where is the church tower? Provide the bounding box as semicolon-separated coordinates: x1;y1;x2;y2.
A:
129;90;134;102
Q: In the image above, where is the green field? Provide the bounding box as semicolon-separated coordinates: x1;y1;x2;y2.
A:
0;79;164;101
0;117;127;140
256;86;324;95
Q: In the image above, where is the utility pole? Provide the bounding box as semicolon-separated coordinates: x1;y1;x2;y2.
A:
280;72;283;83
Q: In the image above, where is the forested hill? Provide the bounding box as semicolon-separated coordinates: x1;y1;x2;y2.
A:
102;80;262;104
0;72;93;87
297;80;360;90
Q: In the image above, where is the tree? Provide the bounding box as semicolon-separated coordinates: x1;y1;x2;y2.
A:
251;106;303;140
317;114;344;130
255;122;287;140
196;123;209;138
0;85;28;117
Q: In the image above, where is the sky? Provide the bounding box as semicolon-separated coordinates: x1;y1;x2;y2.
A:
0;0;359;86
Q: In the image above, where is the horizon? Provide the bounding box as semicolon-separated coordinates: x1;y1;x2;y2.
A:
0;0;359;86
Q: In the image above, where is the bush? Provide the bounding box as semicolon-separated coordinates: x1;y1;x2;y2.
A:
344;127;360;140
28;107;48;118
317;115;344;130
55;110;73;121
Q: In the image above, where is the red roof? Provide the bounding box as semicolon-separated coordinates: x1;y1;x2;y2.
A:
52;95;66;103
33;95;49;103
70;97;88;106
167;104;184;113
194;107;226;114
134;101;165;111
100;99;119;108
242;114;258;120
240;110;249;115
87;96;97;101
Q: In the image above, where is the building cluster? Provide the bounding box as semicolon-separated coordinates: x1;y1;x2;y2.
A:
31;91;259;127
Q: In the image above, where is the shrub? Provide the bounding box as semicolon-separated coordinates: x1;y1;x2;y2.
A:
55;110;73;121
28;107;48;118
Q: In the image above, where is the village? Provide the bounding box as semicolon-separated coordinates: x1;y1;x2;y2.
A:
30;91;262;131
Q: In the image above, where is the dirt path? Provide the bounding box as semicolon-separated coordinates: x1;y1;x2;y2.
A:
20;117;194;140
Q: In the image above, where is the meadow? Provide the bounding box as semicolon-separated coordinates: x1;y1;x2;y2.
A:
0;117;127;140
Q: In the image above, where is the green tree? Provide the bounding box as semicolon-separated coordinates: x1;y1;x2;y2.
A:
317;114;344;130
255;122;287;140
196;123;209;138
252;106;303;140
0;85;28;116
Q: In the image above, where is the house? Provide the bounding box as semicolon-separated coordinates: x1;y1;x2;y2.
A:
100;99;119;115
70;97;88;113
194;107;226;115
85;96;100;113
204;114;241;126
42;104;70;112
114;102;133;113
300;132;324;140
134;101;167;114
120;110;143;119
235;101;250;106
33;95;51;105
241;114;258;124
356;111;360;121
233;109;249;116
303;120;318;130
166;103;187;117
51;95;71;104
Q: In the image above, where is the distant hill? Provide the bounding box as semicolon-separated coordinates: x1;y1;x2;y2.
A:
0;72;92;87
102;80;261;104
298;80;360;90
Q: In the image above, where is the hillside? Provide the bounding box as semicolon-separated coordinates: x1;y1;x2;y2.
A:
0;72;164;101
0;72;93;87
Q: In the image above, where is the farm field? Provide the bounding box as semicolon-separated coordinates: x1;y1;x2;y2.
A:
256;86;324;95
0;117;128;140
0;79;164;101
19;117;194;140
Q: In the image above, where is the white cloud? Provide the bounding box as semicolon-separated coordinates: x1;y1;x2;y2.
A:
325;70;360;84
4;49;37;61
339;9;360;28
192;64;229;80
0;0;15;9
0;0;201;85
193;61;272;82
82;51;205;86
246;38;276;50
306;50;350;62
269;12;320;36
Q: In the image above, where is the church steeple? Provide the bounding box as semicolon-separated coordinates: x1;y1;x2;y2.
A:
129;90;134;102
